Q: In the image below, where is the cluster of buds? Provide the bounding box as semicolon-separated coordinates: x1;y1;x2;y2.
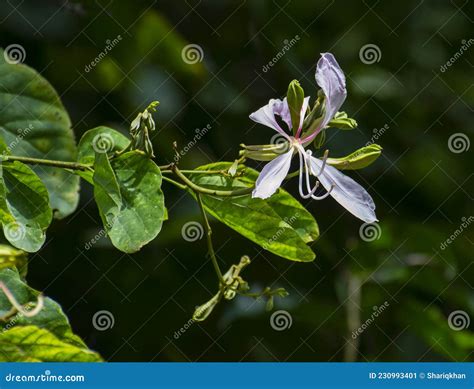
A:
129;101;159;157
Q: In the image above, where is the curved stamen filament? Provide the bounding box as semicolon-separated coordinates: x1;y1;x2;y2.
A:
317;150;329;175
295;146;335;200
310;183;334;200
298;149;320;199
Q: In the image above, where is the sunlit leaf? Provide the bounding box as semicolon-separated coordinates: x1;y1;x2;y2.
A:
0;325;102;362
191;162;318;262
0;268;88;348
0;245;27;275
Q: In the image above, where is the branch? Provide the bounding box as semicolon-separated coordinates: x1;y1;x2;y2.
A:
172;165;253;197
195;191;225;286
1;155;92;172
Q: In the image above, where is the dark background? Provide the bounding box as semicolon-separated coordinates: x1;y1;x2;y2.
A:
0;0;472;361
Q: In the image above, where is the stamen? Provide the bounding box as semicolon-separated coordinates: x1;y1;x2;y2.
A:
297;149;320;199
317;149;329;175
0;282;44;318
310;183;334;200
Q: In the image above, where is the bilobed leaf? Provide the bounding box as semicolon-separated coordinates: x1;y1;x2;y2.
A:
93;151;165;253
93;151;122;230
77;126;131;183
327;144;382;170
0;49;79;218
78;126;130;165
0;161;52;252
0;325;102;362
191;162;318;262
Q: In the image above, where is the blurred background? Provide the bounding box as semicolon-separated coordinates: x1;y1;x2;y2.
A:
0;0;472;361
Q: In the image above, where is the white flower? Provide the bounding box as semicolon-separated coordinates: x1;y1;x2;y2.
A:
249;53;377;223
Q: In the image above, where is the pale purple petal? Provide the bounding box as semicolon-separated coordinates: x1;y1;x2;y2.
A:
249;99;290;139
273;98;292;131
273;96;311;135
308;155;377;223
252;148;293;199
302;53;347;143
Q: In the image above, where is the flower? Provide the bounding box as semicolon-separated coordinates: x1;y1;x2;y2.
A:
249;53;377;223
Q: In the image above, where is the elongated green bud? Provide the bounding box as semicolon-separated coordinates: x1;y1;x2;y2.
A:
287;80;305;134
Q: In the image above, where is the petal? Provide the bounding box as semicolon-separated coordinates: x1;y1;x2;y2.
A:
252;148;293;199
273;98;292;130
302;53;347;143
308;155;377;223
273;96;311;134
249;99;290;139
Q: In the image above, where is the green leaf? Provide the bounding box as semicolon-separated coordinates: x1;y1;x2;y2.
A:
0;325;102;362
239;166;319;244
0;268;88;348
0;244;27;274
93;151;165;253
287;80;305;134
93;151;122;230
0;49;79;219
191;162;318;262
77;126;130;184
327;144;382;170
0;161;52;252
327;111;358;130
78;126;130;165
